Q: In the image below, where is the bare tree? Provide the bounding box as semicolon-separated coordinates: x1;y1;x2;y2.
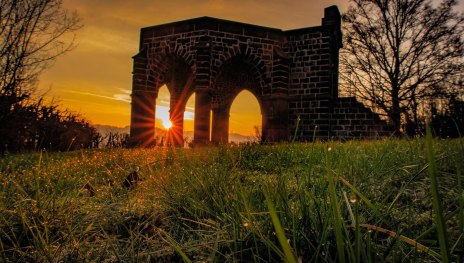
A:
0;0;81;106
341;0;464;134
0;0;83;153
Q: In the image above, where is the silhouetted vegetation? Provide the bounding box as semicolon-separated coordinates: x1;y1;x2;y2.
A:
104;132;130;148
430;96;464;138
341;0;464;135
0;99;100;154
0;0;96;154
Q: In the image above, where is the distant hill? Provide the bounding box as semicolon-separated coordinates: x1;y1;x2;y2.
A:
229;133;257;143
94;125;256;143
94;125;130;135
183;131;257;143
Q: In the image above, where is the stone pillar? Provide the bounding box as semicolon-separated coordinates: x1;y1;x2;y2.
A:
192;35;212;146
169;95;185;147
322;5;342;100
211;107;229;144
262;95;289;142
193;89;211;145
129;48;159;147
130;90;156;147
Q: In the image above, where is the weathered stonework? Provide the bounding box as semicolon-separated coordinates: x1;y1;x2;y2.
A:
130;5;390;146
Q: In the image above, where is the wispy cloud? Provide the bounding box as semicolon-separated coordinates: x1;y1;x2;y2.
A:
119;88;131;94
184;110;194;120
155;105;194;120
62;89;194;120
113;93;131;102
157;99;170;106
62;89;132;103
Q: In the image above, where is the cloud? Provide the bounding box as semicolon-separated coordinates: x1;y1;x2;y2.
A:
79;30;136;54
157;99;170;106
113;93;131;103
62;89;131;103
155;105;194;120
119;88;131;94
184;111;194;120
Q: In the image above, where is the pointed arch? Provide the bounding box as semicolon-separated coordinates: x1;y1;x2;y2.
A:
229;90;262;142
211;54;266;144
131;52;195;147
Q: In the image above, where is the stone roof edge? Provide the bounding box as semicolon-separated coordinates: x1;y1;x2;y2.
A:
141;16;283;33
140;16;323;39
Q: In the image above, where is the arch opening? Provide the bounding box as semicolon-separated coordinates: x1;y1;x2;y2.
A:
153;54;194;147
211;56;264;145
154;85;171;146
228;90;262;143
156;85;172;130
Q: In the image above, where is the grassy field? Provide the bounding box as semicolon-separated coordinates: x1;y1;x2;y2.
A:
0;137;463;262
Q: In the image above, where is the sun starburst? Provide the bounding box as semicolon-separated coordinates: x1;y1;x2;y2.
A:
162;119;172;129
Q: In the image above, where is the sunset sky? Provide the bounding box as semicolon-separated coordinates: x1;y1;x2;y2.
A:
39;0;463;136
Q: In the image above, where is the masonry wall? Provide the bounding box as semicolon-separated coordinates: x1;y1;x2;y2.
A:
332;97;391;139
130;7;392;146
285;28;333;140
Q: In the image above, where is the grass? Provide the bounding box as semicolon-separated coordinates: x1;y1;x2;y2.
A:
0;138;463;262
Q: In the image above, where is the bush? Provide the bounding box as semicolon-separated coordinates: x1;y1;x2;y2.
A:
0;99;99;154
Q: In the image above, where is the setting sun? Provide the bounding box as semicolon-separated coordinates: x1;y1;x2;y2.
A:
162;119;172;129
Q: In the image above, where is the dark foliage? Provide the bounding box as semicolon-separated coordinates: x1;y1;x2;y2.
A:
341;0;464;134
0;99;100;154
105;132;130;148
0;0;98;154
431;97;464;138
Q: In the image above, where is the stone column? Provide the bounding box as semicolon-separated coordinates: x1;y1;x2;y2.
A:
130;90;157;147
322;5;342;101
169;95;184;147
192;35;212;146
193;89;211;145
211;107;229;144
129;48;159;147
262;95;289;142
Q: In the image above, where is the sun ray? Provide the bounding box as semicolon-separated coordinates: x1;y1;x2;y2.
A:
162;119;172;129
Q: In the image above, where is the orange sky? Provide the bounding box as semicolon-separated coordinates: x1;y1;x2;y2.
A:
38;0;463;135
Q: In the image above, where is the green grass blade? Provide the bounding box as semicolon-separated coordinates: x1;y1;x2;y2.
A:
457;164;463;234
426;125;450;262
292;115;301;143
385;164;429;213
326;148;345;263
338;175;379;215
457;163;464;256
265;193;297;263
161;231;192;263
356;224;442;260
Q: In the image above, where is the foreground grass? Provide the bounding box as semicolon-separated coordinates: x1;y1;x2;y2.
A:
0;138;463;262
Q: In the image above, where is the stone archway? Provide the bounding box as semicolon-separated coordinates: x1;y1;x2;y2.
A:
211;55;265;144
130;53;194;147
130;6;392;147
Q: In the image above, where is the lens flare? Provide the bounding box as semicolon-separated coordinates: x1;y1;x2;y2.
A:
163;119;172;129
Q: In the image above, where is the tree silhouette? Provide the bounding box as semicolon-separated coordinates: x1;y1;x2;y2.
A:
0;0;81;105
0;0;96;153
341;0;464;134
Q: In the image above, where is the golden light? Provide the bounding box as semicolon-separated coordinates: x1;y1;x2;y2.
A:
162;118;173;129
